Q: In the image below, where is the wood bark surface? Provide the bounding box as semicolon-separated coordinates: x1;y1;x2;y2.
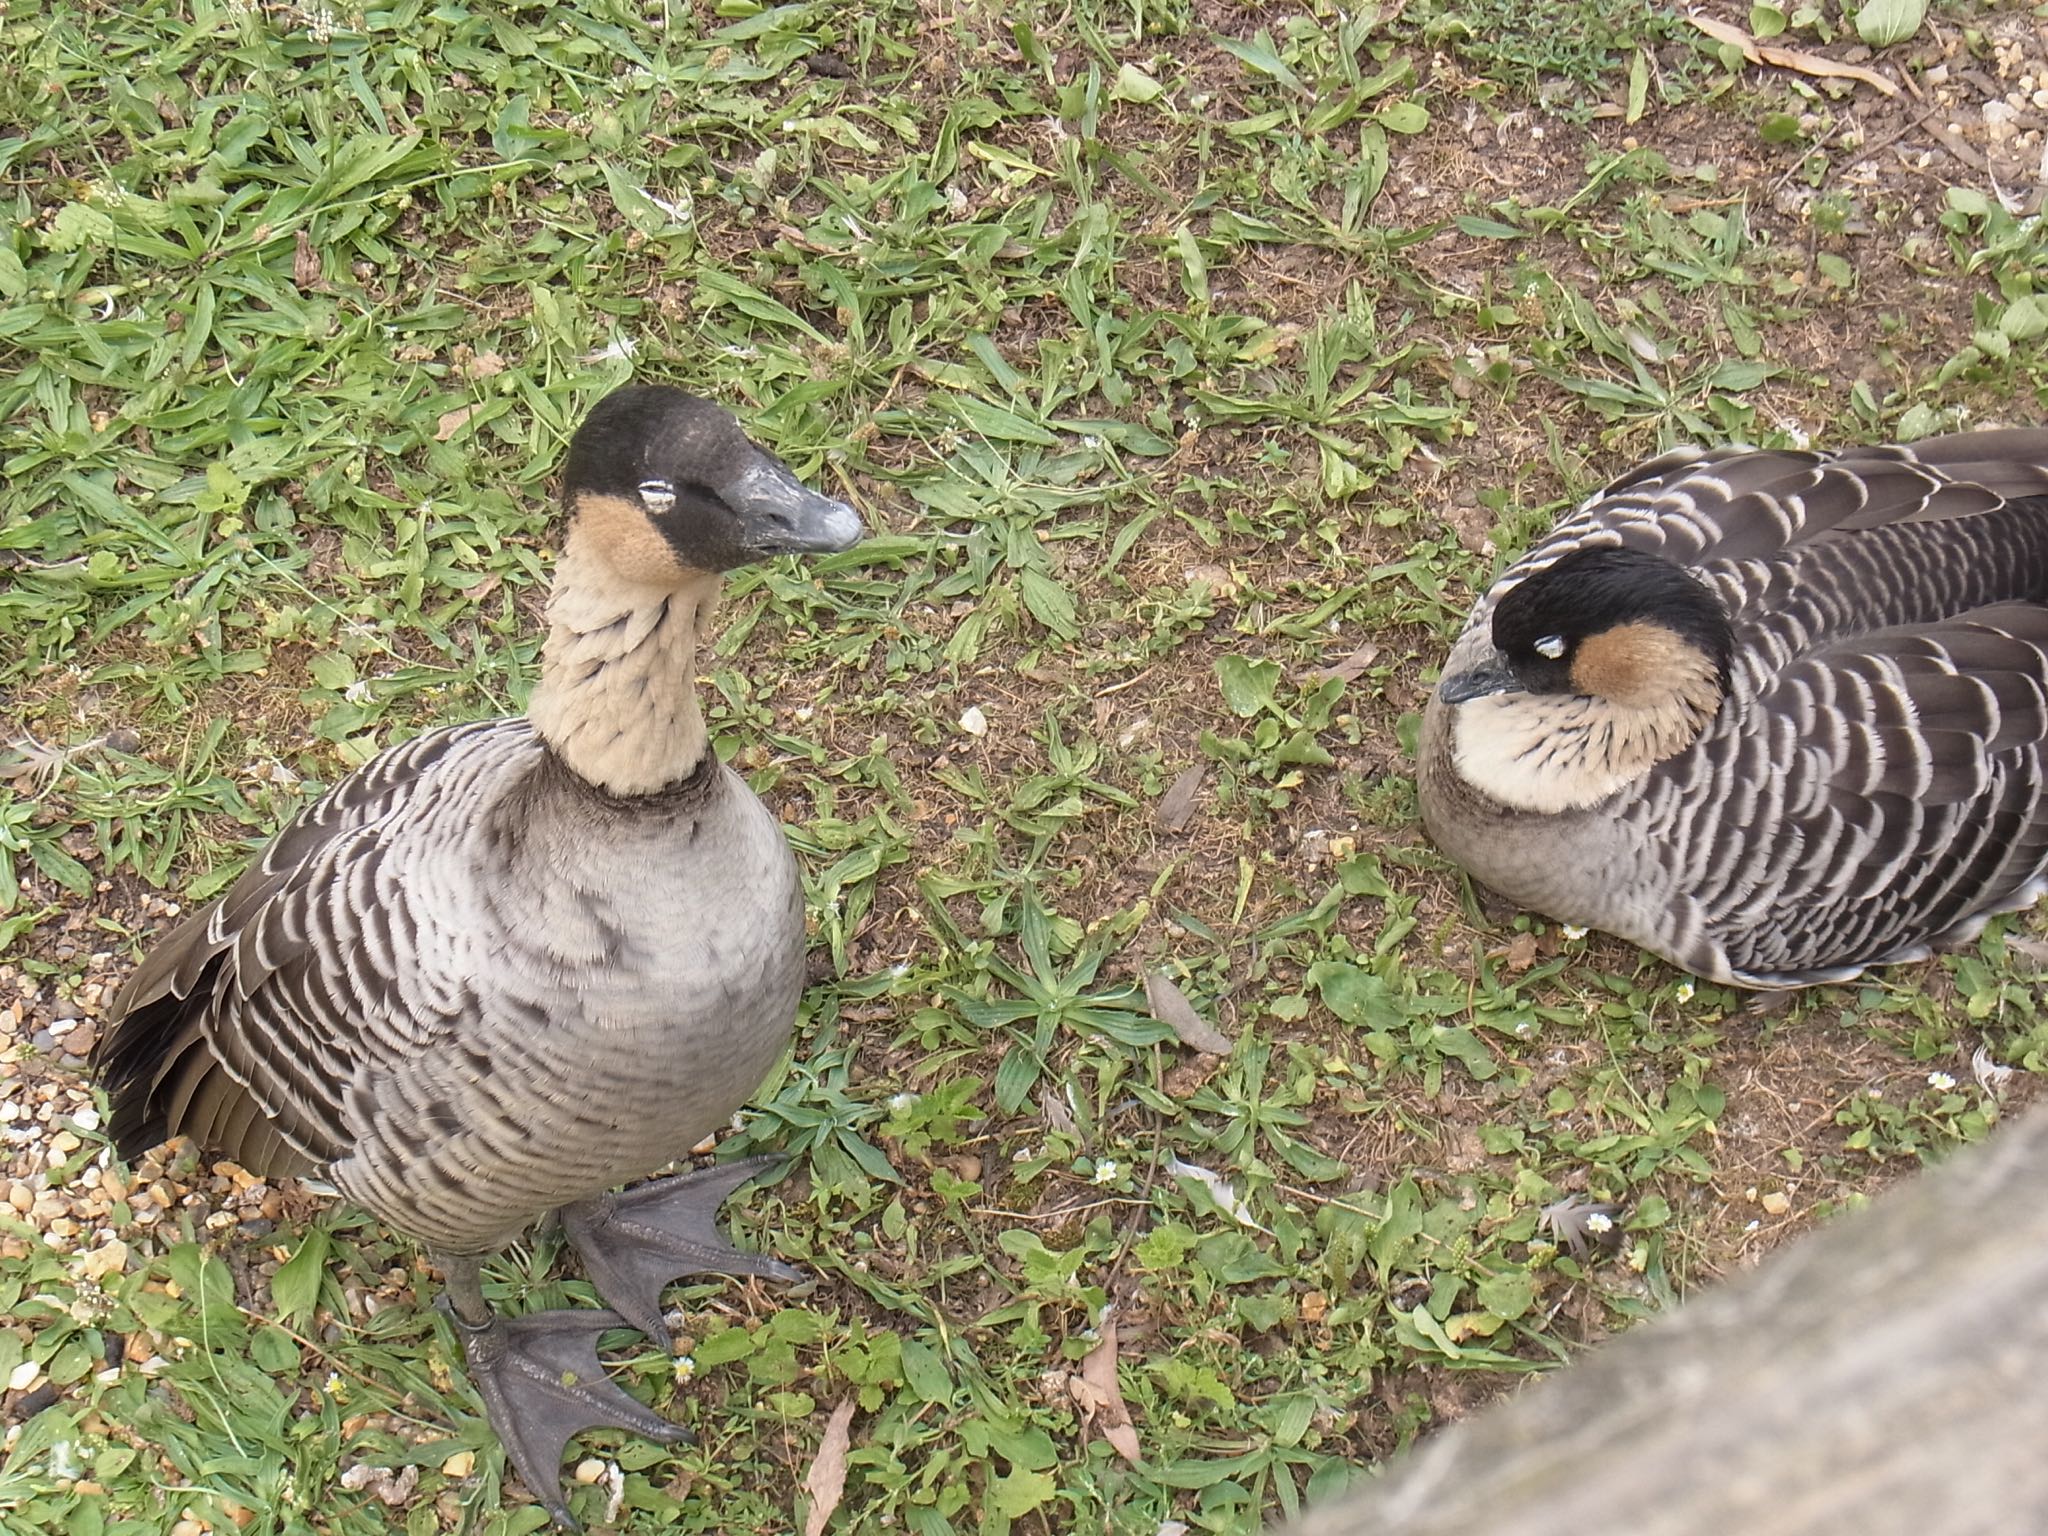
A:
1284;1103;2048;1535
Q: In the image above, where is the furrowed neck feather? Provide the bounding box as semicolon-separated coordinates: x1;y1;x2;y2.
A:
527;524;719;796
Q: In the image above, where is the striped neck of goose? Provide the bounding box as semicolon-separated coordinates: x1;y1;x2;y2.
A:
1450;665;1723;815
527;519;719;797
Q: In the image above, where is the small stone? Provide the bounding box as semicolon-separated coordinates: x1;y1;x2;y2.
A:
78;1240;129;1280
441;1449;476;1478
573;1458;606;1485
7;1359;41;1392
1760;1190;1791;1216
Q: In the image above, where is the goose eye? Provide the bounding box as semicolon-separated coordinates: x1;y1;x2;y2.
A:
638;480;677;514
1534;635;1566;660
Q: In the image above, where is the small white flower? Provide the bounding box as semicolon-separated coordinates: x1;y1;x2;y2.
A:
343;680;373;705
1561;923;1588;940
1584;1211;1613;1235
1927;1071;1956;1092
887;1092;918;1114
1092;1160;1119;1185
1673;981;1695;1003
1866;1087;1883;1099
672;1355;696;1383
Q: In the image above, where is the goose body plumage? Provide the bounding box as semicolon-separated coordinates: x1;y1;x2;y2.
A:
93;385;863;1523
100;718;801;1253
1419;429;2048;988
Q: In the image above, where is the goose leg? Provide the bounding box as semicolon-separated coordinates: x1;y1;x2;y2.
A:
438;1254;691;1530
559;1156;800;1343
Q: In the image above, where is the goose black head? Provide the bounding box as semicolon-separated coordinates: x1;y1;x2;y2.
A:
563;385;862;583
1441;547;1735;709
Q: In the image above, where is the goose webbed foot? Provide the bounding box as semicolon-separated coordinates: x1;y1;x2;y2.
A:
560;1155;800;1343
437;1255;689;1531
442;1299;690;1530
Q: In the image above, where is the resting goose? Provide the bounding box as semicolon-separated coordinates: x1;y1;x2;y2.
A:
95;384;861;1523
1418;430;2048;988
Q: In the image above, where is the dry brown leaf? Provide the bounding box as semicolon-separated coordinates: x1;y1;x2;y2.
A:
801;1398;855;1536
434;405;475;442
460;348;507;380
1498;931;1539;974
1070;1318;1141;1464
291;230;324;291
1144;971;1234;1056
1162;1053;1223;1099
1155;763;1206;832
1690;13;1900;96
1155;765;1196;835
1310;640;1382;685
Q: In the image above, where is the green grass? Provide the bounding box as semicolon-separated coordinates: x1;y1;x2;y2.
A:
6;2;2048;1534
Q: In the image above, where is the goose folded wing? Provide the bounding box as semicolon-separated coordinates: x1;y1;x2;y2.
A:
1700;605;2048;951
100;722;491;1173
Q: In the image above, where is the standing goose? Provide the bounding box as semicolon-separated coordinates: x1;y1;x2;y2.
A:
94;384;861;1522
1418;430;2048;988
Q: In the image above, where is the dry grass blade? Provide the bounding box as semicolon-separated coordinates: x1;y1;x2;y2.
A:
801;1398;856;1536
1145;971;1234;1055
1070;1316;1141;1464
1690;13;1901;96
